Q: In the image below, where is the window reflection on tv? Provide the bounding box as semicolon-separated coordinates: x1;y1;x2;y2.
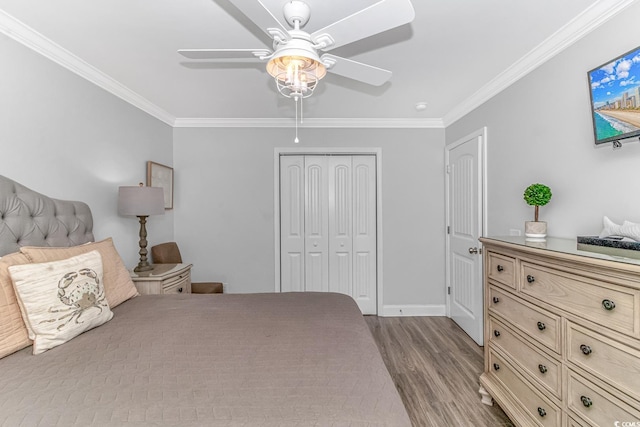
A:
588;45;640;145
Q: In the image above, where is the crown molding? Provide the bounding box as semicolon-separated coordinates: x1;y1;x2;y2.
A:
173;117;444;128
442;0;638;127
3;0;633;131
0;10;176;126
0;10;441;130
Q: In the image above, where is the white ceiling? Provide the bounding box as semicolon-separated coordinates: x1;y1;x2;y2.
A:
0;0;634;126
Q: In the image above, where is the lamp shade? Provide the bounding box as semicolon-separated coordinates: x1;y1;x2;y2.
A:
118;186;165;216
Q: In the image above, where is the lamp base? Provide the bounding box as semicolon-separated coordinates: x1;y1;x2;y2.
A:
134;215;154;273
134;262;154;273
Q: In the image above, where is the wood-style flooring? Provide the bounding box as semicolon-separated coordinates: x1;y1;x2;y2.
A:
365;316;514;427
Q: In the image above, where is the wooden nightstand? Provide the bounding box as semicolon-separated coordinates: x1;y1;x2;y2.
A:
129;263;192;295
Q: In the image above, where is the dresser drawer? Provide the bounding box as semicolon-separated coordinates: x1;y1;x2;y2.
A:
521;262;637;336
567;416;587;427
489;286;561;354
163;273;190;294
567;322;640;402
488;349;561;427
567;370;640;427
487;252;517;289
489;316;561;399
163;281;189;294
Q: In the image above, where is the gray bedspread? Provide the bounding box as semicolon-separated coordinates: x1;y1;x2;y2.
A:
0;292;410;426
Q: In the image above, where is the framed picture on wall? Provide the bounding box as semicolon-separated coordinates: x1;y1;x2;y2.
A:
147;161;173;209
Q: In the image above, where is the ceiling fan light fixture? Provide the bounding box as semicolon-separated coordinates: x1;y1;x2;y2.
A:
266;41;326;99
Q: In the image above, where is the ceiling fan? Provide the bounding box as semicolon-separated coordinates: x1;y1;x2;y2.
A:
178;0;415;99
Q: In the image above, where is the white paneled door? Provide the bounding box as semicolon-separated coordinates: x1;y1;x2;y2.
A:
280;155;377;314
446;130;485;345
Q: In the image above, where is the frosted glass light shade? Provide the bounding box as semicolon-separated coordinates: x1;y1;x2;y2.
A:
266;40;327;99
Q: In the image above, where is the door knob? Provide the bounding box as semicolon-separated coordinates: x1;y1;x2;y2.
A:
313;242;318;247
468;247;479;254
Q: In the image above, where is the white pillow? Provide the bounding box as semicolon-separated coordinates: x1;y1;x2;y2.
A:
599;216;624;239
621;220;640;242
8;250;113;354
598;216;640;242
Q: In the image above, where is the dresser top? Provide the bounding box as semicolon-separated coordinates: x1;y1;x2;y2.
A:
480;236;640;268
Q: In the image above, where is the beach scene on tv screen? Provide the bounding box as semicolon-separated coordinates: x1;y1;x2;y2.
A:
590;47;640;142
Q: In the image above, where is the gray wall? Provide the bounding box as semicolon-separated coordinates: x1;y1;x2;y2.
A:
0;34;174;266
446;3;640;239
10;1;634;308
173;127;445;308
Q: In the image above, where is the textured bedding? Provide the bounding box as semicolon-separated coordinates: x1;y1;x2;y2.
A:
0;292;410;426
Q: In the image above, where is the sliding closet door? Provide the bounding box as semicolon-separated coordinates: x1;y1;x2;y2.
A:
279;155;377;314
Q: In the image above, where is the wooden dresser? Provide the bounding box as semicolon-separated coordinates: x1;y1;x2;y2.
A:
479;237;640;427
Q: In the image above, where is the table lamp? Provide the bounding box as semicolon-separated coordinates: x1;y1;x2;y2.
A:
118;183;165;272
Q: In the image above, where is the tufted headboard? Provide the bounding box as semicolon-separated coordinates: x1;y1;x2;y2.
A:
0;175;94;256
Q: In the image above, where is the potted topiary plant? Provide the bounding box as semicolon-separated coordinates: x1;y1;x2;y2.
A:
523;183;552;240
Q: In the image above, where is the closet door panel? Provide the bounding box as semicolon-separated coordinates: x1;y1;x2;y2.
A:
305;156;329;292
280;156;305;292
328;156;353;296
352;155;377;314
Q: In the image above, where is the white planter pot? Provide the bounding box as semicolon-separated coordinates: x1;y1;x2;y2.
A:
525;221;547;241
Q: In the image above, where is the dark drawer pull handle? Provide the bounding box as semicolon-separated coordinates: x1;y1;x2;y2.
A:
581;396;593;408
602;299;616;311
494;330;501;337
538;364;547;374
178;287;183;293
493;363;500;371
580;344;592;355
497;265;504;272
527;275;535;283
492;297;500;304
537;321;546;331
537;407;546;417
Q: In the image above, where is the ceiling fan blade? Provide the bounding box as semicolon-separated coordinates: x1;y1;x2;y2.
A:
321;54;392;86
227;0;291;42
311;0;414;51
178;49;271;60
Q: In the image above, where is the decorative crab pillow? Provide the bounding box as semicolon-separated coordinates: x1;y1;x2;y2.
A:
8;250;113;355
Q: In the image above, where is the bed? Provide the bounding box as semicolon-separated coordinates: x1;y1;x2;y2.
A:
0;175;410;426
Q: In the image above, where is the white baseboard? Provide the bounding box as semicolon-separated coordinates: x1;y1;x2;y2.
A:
380;304;446;317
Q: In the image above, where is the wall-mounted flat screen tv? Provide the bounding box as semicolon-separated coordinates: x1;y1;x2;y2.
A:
588;45;640;145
